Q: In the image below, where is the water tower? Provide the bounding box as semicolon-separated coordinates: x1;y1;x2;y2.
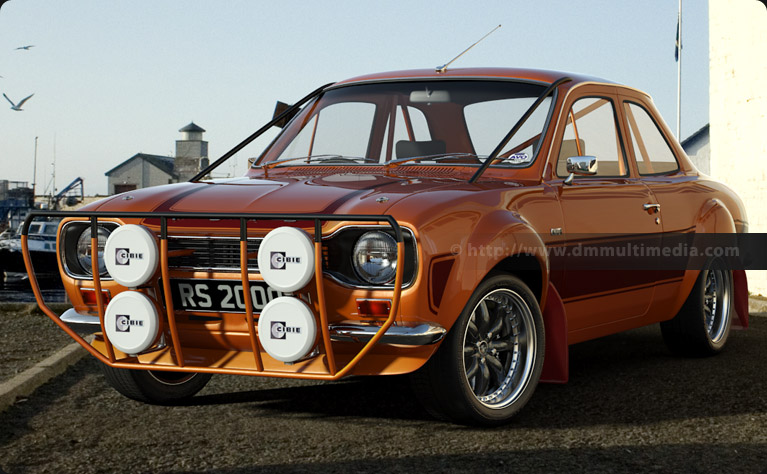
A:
175;122;209;180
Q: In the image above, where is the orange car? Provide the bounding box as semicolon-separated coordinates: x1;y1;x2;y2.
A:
23;68;749;425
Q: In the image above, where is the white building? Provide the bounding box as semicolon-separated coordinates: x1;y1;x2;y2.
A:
709;0;767;295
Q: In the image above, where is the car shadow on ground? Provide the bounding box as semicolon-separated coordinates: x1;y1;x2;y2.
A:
185;318;767;428
182;372;429;422
1;319;766;474
1;318;765;440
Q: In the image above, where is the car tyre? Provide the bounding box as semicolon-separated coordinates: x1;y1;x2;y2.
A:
411;274;545;426
101;365;212;404
660;257;733;357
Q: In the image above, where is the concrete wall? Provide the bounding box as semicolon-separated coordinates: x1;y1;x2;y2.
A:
710;0;767;294
107;159;174;195
175;140;208;181
107;160;141;194
685;138;711;175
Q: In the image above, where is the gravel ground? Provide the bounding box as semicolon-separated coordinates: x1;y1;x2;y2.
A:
0;315;765;473
0;303;77;383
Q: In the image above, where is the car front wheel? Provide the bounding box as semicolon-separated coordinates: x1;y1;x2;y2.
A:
101;365;212;404
412;274;545;425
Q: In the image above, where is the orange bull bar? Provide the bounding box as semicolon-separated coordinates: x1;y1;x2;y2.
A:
21;211;405;381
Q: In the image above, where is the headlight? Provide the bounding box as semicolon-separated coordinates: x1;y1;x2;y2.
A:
352;231;398;285
76;226;111;275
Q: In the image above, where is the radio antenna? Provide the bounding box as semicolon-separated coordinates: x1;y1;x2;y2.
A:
436;24;501;73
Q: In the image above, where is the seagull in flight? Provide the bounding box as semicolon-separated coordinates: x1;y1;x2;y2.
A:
3;92;34;111
15;45;35;51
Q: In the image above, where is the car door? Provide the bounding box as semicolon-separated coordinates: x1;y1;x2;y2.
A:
618;94;690;316
545;87;662;342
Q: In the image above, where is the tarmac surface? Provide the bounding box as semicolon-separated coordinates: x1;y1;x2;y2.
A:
0;304;73;383
0;313;765;473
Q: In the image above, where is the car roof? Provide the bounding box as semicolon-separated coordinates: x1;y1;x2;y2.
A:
334;67;618;88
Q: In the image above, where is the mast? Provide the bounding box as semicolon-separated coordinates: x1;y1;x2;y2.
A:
32;136;38;199
676;0;682;138
52;134;56;203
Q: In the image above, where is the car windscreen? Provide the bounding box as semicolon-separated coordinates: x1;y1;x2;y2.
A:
255;80;554;168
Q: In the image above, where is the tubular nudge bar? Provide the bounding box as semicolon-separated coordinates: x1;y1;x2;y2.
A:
21;210;407;381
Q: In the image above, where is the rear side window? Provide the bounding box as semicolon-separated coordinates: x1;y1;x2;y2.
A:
623;102;679;175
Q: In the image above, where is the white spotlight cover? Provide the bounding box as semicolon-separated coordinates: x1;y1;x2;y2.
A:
104;224;159;287
257;297;317;363
257;227;315;293
104;291;160;355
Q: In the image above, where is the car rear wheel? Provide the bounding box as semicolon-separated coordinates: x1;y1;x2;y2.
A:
661;257;733;356
101;365;212;404
411;274;545;426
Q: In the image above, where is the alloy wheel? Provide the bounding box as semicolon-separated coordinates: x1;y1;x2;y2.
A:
462;288;537;409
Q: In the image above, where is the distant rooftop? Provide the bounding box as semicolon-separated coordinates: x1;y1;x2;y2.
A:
681;123;709;148
179;122;206;133
104;153;177;177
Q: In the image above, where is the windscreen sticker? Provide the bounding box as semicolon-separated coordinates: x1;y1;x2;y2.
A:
507;153;531;164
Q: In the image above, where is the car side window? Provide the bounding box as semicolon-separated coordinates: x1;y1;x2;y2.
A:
623;102;679;175
556;97;628;177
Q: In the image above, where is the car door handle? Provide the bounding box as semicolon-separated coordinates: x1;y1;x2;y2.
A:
643;203;661;213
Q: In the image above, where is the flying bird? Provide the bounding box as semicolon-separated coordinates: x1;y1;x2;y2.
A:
3;92;34;111
15;45;34;51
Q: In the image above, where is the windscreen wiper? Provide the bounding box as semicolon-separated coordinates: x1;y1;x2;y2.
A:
262;154;372;170
468;76;571;183
385;153;479;169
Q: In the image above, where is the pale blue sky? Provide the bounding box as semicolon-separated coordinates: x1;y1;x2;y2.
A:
0;1;709;196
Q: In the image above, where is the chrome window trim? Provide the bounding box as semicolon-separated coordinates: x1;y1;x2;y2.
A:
325;76;552;91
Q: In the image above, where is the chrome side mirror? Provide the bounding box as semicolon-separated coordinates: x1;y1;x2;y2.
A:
564;155;597;185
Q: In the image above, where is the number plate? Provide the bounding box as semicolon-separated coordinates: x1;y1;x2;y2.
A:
169;279;286;313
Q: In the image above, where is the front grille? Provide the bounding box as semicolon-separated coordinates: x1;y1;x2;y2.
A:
167;236;261;272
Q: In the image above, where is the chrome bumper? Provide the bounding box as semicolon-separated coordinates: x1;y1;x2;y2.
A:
328;321;446;345
60;308;101;333
60;309;446;346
